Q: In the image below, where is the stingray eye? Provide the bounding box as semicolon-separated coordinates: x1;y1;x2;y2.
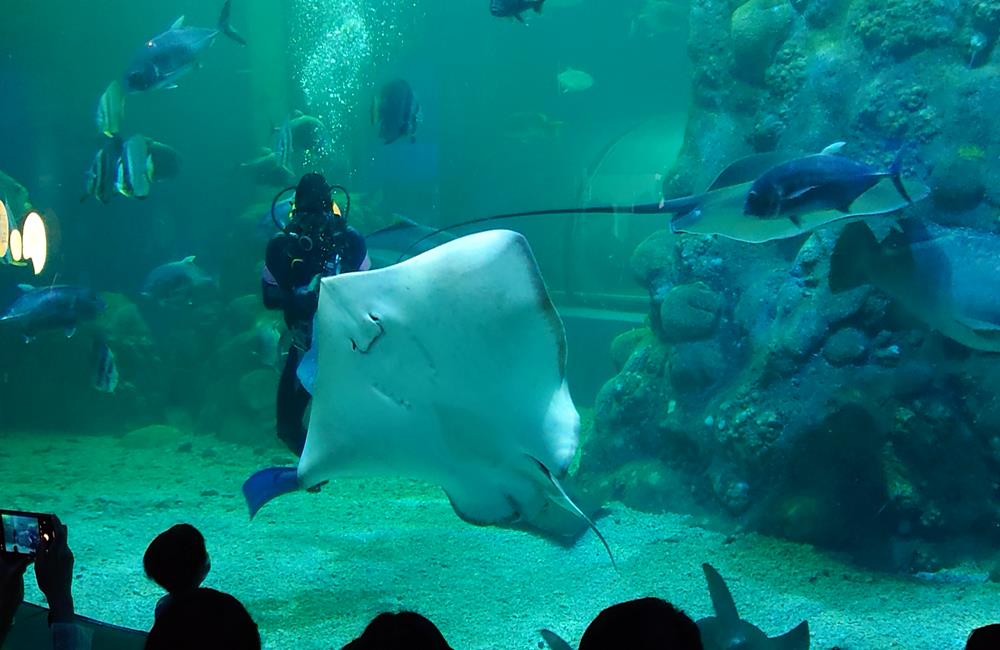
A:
350;339;358;351
368;312;380;322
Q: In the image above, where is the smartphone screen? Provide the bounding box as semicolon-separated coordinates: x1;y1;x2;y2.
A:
0;510;53;557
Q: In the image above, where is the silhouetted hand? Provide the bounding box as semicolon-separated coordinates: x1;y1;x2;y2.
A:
34;516;74;624
0;553;31;641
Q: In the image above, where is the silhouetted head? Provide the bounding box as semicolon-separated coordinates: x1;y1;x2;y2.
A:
578;597;703;650
143;524;210;594
341;611;452;650
145;588;260;650
967;624;1000;650
293;172;345;235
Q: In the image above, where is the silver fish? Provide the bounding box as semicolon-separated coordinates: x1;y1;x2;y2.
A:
124;0;245;93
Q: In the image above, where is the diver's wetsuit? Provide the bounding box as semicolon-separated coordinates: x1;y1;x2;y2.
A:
262;223;368;455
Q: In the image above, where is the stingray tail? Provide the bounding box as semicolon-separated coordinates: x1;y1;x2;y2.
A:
887;147;912;204
531;457;617;571
243;466;300;518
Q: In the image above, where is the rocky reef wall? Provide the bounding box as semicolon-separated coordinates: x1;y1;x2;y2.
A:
580;0;1000;571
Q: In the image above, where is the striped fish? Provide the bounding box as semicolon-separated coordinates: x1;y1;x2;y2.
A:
274;117;294;174
92;340;119;394
96;80;125;137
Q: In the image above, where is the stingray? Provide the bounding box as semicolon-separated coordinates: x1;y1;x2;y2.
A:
243;229;614;563
395;146;929;257
538;562;808;650
697;563;810;650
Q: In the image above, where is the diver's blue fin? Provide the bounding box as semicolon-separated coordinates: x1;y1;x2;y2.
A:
243;466;299;518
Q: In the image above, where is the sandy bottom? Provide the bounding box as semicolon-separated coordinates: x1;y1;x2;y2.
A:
2;429;996;650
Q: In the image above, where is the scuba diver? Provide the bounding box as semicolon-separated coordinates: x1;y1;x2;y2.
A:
261;172;370;455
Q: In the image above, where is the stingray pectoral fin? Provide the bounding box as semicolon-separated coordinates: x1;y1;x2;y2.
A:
296;344;318;394
770;620;810;650
243;466;300;518
702;563;741;629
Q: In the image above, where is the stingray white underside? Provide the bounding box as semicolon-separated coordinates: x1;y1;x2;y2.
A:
298;229;580;526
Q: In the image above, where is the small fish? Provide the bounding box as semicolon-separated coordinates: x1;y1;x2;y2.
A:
96;80;125;137
92;339;119;394
274;117;294;174
124;0;246;93
630;0;686;37
141;255;216;303
0;285;105;342
743;142;912;226
557;67;594;93
240;149;297;187
372;79;421;145
501;112;564;142
82;136;124;204
115;135;152;199
491;0;546;22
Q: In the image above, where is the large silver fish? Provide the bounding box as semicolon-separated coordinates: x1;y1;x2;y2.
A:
124;0;245;92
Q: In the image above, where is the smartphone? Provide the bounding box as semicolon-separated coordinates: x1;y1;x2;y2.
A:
0;509;55;558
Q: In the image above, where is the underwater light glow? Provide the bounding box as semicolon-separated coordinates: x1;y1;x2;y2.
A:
21;211;47;275
9;228;22;262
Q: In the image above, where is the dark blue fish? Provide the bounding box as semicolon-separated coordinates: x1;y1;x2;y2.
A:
141;255;216;303
0;285;105;341
491;0;546;22
372;79;421;145
743;143;912;225
124;0;246;93
92;339;119;394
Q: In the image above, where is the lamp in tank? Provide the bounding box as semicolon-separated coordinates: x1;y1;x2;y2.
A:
1;205;49;275
21;211;47;275
8;228;22;263
0;200;8;258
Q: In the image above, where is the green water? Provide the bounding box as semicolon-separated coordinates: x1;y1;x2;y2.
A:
1;1;998;649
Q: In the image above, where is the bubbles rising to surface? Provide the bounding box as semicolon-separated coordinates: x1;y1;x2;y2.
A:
289;0;420;166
